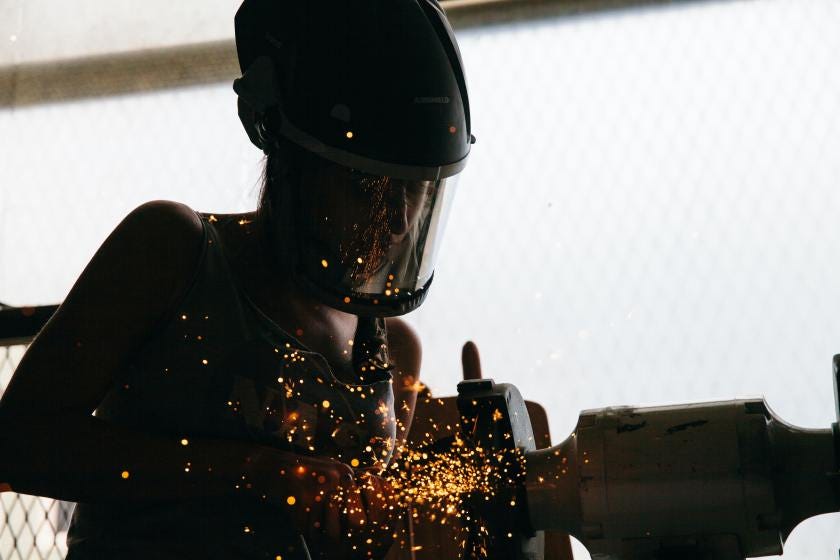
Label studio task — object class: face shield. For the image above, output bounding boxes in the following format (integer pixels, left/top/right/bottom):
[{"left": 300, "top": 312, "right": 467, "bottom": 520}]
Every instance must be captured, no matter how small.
[
  {"left": 235, "top": 0, "right": 475, "bottom": 316},
  {"left": 293, "top": 162, "right": 460, "bottom": 316}
]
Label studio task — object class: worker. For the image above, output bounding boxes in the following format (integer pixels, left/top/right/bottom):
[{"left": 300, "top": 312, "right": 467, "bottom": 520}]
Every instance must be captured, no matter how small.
[{"left": 0, "top": 0, "right": 474, "bottom": 558}]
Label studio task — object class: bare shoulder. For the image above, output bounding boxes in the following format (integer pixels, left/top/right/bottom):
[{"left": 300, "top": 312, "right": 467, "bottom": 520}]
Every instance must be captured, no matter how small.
[
  {"left": 385, "top": 318, "right": 422, "bottom": 443},
  {"left": 0, "top": 200, "right": 206, "bottom": 419},
  {"left": 73, "top": 199, "right": 206, "bottom": 313},
  {"left": 385, "top": 317, "right": 422, "bottom": 376},
  {"left": 120, "top": 200, "right": 204, "bottom": 252}
]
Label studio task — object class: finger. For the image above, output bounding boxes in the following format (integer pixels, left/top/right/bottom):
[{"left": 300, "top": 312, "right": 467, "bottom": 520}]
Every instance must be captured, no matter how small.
[
  {"left": 310, "top": 464, "right": 350, "bottom": 540},
  {"left": 461, "top": 340, "right": 482, "bottom": 380},
  {"left": 359, "top": 477, "right": 393, "bottom": 529},
  {"left": 308, "top": 470, "right": 332, "bottom": 534},
  {"left": 306, "top": 457, "right": 354, "bottom": 493},
  {"left": 335, "top": 462, "right": 355, "bottom": 488},
  {"left": 323, "top": 495, "right": 343, "bottom": 540},
  {"left": 341, "top": 487, "right": 367, "bottom": 534}
]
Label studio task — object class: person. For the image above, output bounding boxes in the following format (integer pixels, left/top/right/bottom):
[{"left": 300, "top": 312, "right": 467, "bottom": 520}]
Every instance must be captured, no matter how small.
[{"left": 0, "top": 0, "right": 474, "bottom": 558}]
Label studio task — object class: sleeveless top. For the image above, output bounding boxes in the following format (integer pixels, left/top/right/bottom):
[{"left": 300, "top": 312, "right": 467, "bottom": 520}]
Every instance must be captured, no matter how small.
[{"left": 66, "top": 212, "right": 398, "bottom": 560}]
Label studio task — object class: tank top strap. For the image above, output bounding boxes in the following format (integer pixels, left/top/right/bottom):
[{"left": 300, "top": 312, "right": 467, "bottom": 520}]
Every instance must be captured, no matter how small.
[{"left": 185, "top": 212, "right": 257, "bottom": 340}]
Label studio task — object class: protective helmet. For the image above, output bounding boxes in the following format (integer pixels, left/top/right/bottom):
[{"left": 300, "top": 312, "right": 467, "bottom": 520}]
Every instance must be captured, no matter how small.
[{"left": 233, "top": 0, "right": 475, "bottom": 317}]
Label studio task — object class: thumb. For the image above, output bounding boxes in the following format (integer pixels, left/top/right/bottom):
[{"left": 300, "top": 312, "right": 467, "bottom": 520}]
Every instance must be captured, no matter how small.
[{"left": 461, "top": 340, "right": 483, "bottom": 381}]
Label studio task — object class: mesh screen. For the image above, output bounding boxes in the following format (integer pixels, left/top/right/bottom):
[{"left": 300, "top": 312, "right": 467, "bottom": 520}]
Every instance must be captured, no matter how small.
[{"left": 0, "top": 346, "right": 72, "bottom": 560}]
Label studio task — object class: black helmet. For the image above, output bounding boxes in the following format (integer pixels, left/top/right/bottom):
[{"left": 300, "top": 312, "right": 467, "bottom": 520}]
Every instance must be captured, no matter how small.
[{"left": 233, "top": 0, "right": 475, "bottom": 316}]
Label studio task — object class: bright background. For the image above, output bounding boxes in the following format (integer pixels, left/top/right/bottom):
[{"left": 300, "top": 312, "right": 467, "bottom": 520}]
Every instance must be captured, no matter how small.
[{"left": 3, "top": 0, "right": 840, "bottom": 557}]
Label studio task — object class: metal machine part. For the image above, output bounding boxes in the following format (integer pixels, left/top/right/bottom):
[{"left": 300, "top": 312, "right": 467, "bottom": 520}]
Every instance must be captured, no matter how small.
[
  {"left": 456, "top": 379, "right": 542, "bottom": 560},
  {"left": 455, "top": 356, "right": 840, "bottom": 560}
]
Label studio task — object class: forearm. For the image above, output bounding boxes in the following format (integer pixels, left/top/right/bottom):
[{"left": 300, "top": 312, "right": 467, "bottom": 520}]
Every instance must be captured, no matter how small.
[{"left": 0, "top": 413, "right": 285, "bottom": 505}]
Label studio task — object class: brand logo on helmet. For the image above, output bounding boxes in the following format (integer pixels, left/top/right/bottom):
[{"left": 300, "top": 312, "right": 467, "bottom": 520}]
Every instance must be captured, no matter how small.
[{"left": 413, "top": 96, "right": 450, "bottom": 104}]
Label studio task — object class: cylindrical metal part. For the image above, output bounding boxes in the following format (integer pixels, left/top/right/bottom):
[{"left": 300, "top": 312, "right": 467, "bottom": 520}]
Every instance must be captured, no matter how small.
[
  {"left": 524, "top": 435, "right": 583, "bottom": 539},
  {"left": 525, "top": 399, "right": 787, "bottom": 559},
  {"left": 766, "top": 418, "right": 836, "bottom": 539}
]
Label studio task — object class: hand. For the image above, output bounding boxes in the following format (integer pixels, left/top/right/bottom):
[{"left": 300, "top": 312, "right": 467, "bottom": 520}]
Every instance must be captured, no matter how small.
[
  {"left": 252, "top": 449, "right": 400, "bottom": 559},
  {"left": 306, "top": 470, "right": 401, "bottom": 560},
  {"left": 251, "top": 450, "right": 353, "bottom": 534}
]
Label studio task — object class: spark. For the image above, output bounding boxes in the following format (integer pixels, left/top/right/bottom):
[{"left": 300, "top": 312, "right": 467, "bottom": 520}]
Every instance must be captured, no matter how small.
[{"left": 366, "top": 433, "right": 526, "bottom": 559}]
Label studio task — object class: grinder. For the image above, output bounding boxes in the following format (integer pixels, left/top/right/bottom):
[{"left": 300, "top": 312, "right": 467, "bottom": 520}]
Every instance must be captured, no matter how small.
[{"left": 453, "top": 355, "right": 840, "bottom": 560}]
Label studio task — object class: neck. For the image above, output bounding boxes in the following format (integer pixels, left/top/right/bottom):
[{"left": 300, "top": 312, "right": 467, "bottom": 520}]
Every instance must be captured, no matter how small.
[{"left": 249, "top": 212, "right": 359, "bottom": 335}]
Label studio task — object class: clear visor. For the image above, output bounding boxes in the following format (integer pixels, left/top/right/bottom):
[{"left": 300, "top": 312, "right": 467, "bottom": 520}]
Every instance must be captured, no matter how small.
[{"left": 296, "top": 163, "right": 459, "bottom": 308}]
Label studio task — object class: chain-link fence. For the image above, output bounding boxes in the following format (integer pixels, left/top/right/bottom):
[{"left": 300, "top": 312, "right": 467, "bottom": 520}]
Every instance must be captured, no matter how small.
[{"left": 0, "top": 342, "right": 73, "bottom": 560}]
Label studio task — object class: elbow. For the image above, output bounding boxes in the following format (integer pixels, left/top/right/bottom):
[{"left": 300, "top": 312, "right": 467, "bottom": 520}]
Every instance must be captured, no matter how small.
[
  {"left": 0, "top": 413, "right": 14, "bottom": 488},
  {"left": 0, "top": 407, "right": 43, "bottom": 490},
  {"left": 0, "top": 405, "right": 12, "bottom": 447},
  {"left": 0, "top": 402, "right": 20, "bottom": 449}
]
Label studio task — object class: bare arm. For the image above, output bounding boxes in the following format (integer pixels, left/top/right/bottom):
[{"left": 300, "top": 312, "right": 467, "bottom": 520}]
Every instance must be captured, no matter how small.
[
  {"left": 0, "top": 201, "right": 349, "bottom": 509},
  {"left": 385, "top": 317, "right": 422, "bottom": 448}
]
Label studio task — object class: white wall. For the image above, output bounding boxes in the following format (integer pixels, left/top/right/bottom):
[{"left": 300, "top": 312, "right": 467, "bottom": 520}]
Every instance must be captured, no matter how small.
[{"left": 3, "top": 0, "right": 840, "bottom": 558}]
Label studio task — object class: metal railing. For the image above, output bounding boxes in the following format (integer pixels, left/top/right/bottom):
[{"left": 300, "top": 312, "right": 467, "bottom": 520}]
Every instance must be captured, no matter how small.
[{"left": 0, "top": 0, "right": 703, "bottom": 108}]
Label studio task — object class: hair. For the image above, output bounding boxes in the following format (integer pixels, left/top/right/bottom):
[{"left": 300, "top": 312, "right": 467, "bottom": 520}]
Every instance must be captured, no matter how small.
[
  {"left": 255, "top": 140, "right": 296, "bottom": 268},
  {"left": 254, "top": 133, "right": 332, "bottom": 266},
  {"left": 255, "top": 148, "right": 285, "bottom": 238}
]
